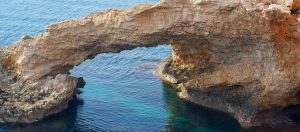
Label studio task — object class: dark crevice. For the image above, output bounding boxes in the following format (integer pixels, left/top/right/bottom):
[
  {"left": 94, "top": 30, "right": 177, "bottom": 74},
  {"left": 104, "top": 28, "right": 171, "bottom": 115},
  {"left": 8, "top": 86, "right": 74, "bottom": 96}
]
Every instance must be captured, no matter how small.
[
  {"left": 291, "top": 9, "right": 299, "bottom": 14},
  {"left": 284, "top": 88, "right": 300, "bottom": 122}
]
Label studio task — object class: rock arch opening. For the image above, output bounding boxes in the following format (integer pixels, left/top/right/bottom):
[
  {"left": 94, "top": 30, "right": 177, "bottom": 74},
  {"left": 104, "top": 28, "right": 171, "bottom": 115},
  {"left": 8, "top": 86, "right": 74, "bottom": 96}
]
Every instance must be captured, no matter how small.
[{"left": 70, "top": 45, "right": 172, "bottom": 86}]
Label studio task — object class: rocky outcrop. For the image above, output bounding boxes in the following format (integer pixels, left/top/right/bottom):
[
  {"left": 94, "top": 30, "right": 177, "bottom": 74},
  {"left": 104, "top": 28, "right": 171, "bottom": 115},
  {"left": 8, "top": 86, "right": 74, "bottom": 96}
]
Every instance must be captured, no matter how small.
[{"left": 0, "top": 0, "right": 299, "bottom": 128}]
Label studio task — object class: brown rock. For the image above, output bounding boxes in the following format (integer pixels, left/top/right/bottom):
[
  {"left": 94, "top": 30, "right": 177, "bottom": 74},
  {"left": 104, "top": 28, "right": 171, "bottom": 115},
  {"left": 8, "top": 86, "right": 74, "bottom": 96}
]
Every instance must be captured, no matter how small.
[{"left": 0, "top": 0, "right": 299, "bottom": 128}]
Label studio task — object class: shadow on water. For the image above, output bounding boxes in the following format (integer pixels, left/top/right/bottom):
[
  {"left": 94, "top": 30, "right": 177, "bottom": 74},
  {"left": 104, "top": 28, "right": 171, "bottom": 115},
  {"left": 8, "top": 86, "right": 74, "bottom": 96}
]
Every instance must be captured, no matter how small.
[
  {"left": 162, "top": 83, "right": 242, "bottom": 132},
  {"left": 0, "top": 97, "right": 84, "bottom": 132},
  {"left": 0, "top": 84, "right": 243, "bottom": 132}
]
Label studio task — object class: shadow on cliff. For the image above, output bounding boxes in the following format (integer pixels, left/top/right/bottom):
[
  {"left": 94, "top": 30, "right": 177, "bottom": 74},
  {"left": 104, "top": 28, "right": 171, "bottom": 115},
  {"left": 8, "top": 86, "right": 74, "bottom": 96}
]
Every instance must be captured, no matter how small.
[
  {"left": 247, "top": 104, "right": 300, "bottom": 132},
  {"left": 161, "top": 83, "right": 242, "bottom": 132},
  {"left": 0, "top": 96, "right": 84, "bottom": 132},
  {"left": 162, "top": 83, "right": 300, "bottom": 132}
]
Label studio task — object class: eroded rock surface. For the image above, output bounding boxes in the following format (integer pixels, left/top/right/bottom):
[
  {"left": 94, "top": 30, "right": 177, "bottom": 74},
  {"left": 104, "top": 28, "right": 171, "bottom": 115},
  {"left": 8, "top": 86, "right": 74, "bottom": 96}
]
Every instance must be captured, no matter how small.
[{"left": 0, "top": 0, "right": 299, "bottom": 128}]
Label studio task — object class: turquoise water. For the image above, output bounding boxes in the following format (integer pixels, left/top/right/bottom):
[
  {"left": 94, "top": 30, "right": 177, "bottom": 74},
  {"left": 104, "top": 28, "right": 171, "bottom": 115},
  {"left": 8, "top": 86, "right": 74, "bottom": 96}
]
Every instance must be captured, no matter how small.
[{"left": 0, "top": 0, "right": 241, "bottom": 131}]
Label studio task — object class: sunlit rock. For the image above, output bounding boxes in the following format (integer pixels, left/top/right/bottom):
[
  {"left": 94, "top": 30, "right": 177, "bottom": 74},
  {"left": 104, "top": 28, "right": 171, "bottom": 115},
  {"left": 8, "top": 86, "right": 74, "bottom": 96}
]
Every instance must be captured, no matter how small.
[{"left": 0, "top": 0, "right": 299, "bottom": 128}]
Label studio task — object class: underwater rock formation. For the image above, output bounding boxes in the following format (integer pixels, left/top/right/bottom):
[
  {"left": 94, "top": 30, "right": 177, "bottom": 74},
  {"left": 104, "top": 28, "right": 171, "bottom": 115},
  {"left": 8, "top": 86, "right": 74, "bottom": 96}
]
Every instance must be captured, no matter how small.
[{"left": 0, "top": 0, "right": 299, "bottom": 128}]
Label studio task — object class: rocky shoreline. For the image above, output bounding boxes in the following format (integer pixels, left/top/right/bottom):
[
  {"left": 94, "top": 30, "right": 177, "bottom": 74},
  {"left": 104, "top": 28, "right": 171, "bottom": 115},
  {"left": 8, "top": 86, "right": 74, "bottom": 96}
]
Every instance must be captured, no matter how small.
[
  {"left": 0, "top": 51, "right": 78, "bottom": 123},
  {"left": 159, "top": 57, "right": 298, "bottom": 128},
  {"left": 0, "top": 0, "right": 299, "bottom": 128}
]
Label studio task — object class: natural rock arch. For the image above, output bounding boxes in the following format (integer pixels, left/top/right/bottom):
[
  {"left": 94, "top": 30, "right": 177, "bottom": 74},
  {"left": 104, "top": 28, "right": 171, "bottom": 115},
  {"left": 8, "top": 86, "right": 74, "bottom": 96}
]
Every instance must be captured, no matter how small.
[{"left": 0, "top": 0, "right": 299, "bottom": 128}]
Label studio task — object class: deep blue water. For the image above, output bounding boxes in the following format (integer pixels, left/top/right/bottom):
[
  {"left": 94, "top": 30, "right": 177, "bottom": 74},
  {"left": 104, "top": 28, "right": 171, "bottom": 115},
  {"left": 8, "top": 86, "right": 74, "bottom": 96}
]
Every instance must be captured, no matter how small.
[{"left": 0, "top": 0, "right": 241, "bottom": 131}]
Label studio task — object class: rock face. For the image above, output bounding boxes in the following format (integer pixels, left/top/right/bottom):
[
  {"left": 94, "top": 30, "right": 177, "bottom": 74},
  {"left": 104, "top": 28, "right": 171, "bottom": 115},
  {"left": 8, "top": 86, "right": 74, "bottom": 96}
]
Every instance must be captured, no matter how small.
[{"left": 0, "top": 0, "right": 299, "bottom": 128}]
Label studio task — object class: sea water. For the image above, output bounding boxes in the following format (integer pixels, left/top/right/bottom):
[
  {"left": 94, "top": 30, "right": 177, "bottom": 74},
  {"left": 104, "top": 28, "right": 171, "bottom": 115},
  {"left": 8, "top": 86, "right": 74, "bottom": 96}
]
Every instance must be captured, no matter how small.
[{"left": 0, "top": 0, "right": 241, "bottom": 131}]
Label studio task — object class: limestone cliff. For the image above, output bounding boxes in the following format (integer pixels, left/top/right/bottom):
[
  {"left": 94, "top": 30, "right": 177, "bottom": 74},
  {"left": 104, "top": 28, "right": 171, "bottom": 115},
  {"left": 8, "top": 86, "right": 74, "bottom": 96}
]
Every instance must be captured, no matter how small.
[{"left": 0, "top": 0, "right": 299, "bottom": 128}]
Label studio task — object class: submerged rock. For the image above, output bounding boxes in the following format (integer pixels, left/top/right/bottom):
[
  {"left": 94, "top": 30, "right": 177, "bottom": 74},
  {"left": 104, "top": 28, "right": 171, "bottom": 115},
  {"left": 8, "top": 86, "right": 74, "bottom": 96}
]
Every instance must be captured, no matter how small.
[
  {"left": 76, "top": 77, "right": 86, "bottom": 88},
  {"left": 0, "top": 0, "right": 299, "bottom": 128}
]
